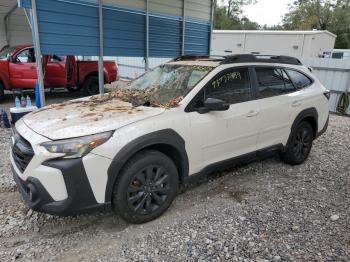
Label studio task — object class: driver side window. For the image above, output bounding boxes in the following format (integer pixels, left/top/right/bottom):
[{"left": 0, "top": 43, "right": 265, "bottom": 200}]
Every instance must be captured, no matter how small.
[
  {"left": 204, "top": 67, "right": 252, "bottom": 105},
  {"left": 16, "top": 48, "right": 36, "bottom": 63}
]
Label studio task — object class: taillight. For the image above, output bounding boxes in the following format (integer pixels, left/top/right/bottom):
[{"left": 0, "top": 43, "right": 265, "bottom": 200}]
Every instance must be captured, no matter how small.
[{"left": 323, "top": 90, "right": 331, "bottom": 100}]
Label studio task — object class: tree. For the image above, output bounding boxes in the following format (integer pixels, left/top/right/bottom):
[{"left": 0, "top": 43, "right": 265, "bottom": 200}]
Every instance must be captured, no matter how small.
[
  {"left": 214, "top": 0, "right": 258, "bottom": 30},
  {"left": 282, "top": 0, "right": 350, "bottom": 48}
]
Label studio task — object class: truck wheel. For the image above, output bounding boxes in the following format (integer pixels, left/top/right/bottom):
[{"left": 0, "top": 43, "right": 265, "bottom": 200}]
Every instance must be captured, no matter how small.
[
  {"left": 112, "top": 150, "right": 179, "bottom": 224},
  {"left": 283, "top": 121, "right": 313, "bottom": 165},
  {"left": 83, "top": 76, "right": 99, "bottom": 96}
]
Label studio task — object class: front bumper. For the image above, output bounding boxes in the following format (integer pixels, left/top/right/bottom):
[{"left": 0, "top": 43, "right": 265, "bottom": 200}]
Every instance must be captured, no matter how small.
[{"left": 12, "top": 158, "right": 110, "bottom": 216}]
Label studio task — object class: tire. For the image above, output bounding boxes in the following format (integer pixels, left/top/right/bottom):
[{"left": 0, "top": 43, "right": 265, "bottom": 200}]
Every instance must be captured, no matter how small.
[
  {"left": 0, "top": 82, "right": 4, "bottom": 102},
  {"left": 112, "top": 150, "right": 179, "bottom": 224},
  {"left": 283, "top": 121, "right": 314, "bottom": 165},
  {"left": 83, "top": 76, "right": 99, "bottom": 96}
]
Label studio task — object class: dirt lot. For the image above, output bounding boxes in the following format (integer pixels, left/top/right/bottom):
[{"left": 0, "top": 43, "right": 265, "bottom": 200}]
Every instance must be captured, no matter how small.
[{"left": 0, "top": 98, "right": 349, "bottom": 261}]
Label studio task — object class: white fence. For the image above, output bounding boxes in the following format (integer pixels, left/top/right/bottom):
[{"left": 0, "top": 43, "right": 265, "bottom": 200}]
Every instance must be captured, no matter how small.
[
  {"left": 302, "top": 58, "right": 350, "bottom": 114},
  {"left": 116, "top": 57, "right": 350, "bottom": 114}
]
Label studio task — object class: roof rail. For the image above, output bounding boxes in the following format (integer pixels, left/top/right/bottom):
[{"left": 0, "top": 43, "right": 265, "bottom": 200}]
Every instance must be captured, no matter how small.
[
  {"left": 171, "top": 55, "right": 210, "bottom": 61},
  {"left": 221, "top": 54, "right": 302, "bottom": 65}
]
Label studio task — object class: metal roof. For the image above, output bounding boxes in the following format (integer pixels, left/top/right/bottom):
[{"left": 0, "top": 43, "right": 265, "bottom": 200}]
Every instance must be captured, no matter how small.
[{"left": 0, "top": 0, "right": 32, "bottom": 50}]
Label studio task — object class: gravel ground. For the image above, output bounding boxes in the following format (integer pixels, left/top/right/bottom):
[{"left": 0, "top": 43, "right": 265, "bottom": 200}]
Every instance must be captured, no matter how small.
[{"left": 0, "top": 113, "right": 349, "bottom": 261}]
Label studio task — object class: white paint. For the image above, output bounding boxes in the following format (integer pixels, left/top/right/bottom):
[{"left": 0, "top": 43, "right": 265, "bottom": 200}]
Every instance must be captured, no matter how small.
[
  {"left": 83, "top": 153, "right": 112, "bottom": 204},
  {"left": 211, "top": 30, "right": 336, "bottom": 58},
  {"left": 14, "top": 59, "right": 329, "bottom": 205}
]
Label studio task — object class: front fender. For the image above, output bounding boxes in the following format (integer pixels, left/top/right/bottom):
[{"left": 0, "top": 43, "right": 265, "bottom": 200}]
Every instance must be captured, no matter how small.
[{"left": 105, "top": 129, "right": 189, "bottom": 203}]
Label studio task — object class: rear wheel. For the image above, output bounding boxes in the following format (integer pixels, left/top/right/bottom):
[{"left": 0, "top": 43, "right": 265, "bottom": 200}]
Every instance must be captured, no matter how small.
[
  {"left": 283, "top": 121, "right": 313, "bottom": 165},
  {"left": 0, "top": 82, "right": 4, "bottom": 102},
  {"left": 112, "top": 150, "right": 179, "bottom": 224},
  {"left": 83, "top": 76, "right": 99, "bottom": 96}
]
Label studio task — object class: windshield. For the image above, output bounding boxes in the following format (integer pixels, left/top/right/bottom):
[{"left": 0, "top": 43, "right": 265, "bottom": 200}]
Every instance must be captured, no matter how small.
[
  {"left": 114, "top": 64, "right": 213, "bottom": 108},
  {"left": 0, "top": 46, "right": 17, "bottom": 60}
]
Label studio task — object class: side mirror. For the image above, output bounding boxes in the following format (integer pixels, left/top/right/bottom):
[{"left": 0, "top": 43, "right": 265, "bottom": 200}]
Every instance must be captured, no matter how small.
[{"left": 197, "top": 98, "right": 230, "bottom": 114}]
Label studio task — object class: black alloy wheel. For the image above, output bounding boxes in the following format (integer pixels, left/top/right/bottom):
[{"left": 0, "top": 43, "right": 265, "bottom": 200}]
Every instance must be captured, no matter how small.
[
  {"left": 127, "top": 165, "right": 171, "bottom": 215},
  {"left": 292, "top": 127, "right": 312, "bottom": 161},
  {"left": 283, "top": 121, "right": 313, "bottom": 165},
  {"left": 112, "top": 150, "right": 178, "bottom": 223}
]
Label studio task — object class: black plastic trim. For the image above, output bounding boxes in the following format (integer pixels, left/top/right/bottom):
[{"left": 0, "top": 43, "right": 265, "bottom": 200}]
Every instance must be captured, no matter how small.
[
  {"left": 106, "top": 129, "right": 189, "bottom": 202},
  {"left": 42, "top": 158, "right": 108, "bottom": 215},
  {"left": 183, "top": 144, "right": 283, "bottom": 185},
  {"left": 221, "top": 54, "right": 302, "bottom": 65},
  {"left": 12, "top": 158, "right": 109, "bottom": 216},
  {"left": 316, "top": 114, "right": 329, "bottom": 139},
  {"left": 290, "top": 107, "right": 318, "bottom": 139}
]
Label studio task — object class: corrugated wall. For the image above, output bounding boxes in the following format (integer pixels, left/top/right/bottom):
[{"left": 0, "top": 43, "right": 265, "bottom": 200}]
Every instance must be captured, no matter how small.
[
  {"left": 302, "top": 58, "right": 350, "bottom": 114},
  {"left": 20, "top": 0, "right": 212, "bottom": 57}
]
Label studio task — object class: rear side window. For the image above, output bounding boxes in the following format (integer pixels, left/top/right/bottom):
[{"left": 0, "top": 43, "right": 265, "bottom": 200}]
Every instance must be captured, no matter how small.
[
  {"left": 285, "top": 69, "right": 312, "bottom": 89},
  {"left": 255, "top": 67, "right": 295, "bottom": 99}
]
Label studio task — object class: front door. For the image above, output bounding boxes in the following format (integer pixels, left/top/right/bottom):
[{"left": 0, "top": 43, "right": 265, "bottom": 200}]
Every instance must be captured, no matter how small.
[
  {"left": 187, "top": 67, "right": 260, "bottom": 173},
  {"left": 9, "top": 47, "right": 37, "bottom": 89}
]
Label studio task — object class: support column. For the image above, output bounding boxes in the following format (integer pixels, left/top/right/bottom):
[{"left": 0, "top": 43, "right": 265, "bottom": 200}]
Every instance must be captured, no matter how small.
[
  {"left": 31, "top": 0, "right": 45, "bottom": 106},
  {"left": 145, "top": 0, "right": 149, "bottom": 71},
  {"left": 98, "top": 0, "right": 104, "bottom": 95},
  {"left": 208, "top": 0, "right": 216, "bottom": 56},
  {"left": 181, "top": 0, "right": 186, "bottom": 56}
]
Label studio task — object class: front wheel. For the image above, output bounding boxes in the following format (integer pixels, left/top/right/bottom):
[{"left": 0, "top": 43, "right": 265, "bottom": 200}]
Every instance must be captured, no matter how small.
[
  {"left": 112, "top": 150, "right": 179, "bottom": 224},
  {"left": 283, "top": 121, "right": 314, "bottom": 165}
]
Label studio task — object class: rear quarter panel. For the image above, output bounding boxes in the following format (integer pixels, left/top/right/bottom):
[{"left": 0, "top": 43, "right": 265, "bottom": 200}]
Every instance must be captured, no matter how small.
[{"left": 77, "top": 61, "right": 117, "bottom": 85}]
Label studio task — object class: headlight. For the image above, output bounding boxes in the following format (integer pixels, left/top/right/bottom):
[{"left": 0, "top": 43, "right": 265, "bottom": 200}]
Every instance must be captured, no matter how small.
[{"left": 41, "top": 131, "right": 113, "bottom": 159}]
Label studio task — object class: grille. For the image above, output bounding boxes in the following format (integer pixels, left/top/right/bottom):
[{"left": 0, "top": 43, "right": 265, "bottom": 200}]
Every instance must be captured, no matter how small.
[{"left": 11, "top": 129, "right": 34, "bottom": 173}]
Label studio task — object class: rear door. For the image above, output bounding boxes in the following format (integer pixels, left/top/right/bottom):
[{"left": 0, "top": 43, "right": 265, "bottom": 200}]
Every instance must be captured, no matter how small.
[
  {"left": 187, "top": 66, "right": 260, "bottom": 172},
  {"left": 253, "top": 66, "right": 300, "bottom": 149},
  {"left": 9, "top": 47, "right": 37, "bottom": 88},
  {"left": 45, "top": 55, "right": 67, "bottom": 87}
]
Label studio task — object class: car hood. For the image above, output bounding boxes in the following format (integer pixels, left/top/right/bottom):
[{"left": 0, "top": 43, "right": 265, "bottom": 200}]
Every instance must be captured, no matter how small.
[{"left": 22, "top": 95, "right": 165, "bottom": 140}]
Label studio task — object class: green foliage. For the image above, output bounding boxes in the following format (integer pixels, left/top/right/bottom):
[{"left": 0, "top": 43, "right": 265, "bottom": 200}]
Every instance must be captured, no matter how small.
[
  {"left": 214, "top": 0, "right": 259, "bottom": 30},
  {"left": 214, "top": 0, "right": 349, "bottom": 48},
  {"left": 282, "top": 0, "right": 350, "bottom": 48}
]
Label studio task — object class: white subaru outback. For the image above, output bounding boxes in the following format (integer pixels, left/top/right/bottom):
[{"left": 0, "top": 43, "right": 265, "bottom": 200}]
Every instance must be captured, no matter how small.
[{"left": 10, "top": 55, "right": 329, "bottom": 223}]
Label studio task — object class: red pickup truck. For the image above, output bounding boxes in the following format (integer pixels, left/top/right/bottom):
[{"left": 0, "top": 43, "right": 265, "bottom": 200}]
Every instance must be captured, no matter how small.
[{"left": 0, "top": 45, "right": 117, "bottom": 101}]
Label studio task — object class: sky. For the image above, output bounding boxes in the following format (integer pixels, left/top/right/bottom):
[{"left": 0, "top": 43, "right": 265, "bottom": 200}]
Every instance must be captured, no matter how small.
[{"left": 241, "top": 0, "right": 295, "bottom": 26}]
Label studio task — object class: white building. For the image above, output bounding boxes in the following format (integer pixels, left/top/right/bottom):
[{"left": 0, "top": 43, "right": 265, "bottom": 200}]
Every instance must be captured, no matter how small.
[{"left": 211, "top": 30, "right": 336, "bottom": 58}]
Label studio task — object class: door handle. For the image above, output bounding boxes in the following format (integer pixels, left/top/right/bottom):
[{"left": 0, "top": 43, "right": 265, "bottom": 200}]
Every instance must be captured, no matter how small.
[
  {"left": 246, "top": 110, "right": 259, "bottom": 118},
  {"left": 292, "top": 101, "right": 302, "bottom": 107}
]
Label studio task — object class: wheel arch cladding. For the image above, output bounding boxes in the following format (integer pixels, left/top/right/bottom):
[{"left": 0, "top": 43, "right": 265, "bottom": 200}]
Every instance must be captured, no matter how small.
[
  {"left": 292, "top": 108, "right": 318, "bottom": 139},
  {"left": 105, "top": 129, "right": 189, "bottom": 203}
]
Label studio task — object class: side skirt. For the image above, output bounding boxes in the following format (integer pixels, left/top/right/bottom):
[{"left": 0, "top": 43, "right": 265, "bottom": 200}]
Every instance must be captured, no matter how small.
[{"left": 183, "top": 144, "right": 284, "bottom": 185}]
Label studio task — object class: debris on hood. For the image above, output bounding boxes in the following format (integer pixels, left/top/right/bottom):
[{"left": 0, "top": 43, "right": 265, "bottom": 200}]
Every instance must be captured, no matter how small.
[{"left": 100, "top": 87, "right": 184, "bottom": 109}]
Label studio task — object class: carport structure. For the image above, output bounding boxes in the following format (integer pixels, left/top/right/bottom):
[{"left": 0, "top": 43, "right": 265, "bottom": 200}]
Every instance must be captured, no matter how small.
[
  {"left": 17, "top": 0, "right": 215, "bottom": 106},
  {"left": 0, "top": 0, "right": 32, "bottom": 50}
]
